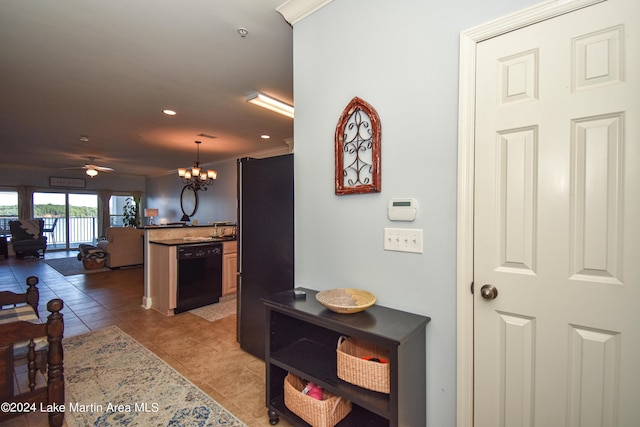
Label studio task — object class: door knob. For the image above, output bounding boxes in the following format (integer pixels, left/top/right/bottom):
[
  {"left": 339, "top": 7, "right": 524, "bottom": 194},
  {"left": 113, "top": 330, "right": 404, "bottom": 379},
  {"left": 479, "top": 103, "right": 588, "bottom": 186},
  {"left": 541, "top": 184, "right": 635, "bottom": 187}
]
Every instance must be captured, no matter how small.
[{"left": 480, "top": 284, "right": 498, "bottom": 300}]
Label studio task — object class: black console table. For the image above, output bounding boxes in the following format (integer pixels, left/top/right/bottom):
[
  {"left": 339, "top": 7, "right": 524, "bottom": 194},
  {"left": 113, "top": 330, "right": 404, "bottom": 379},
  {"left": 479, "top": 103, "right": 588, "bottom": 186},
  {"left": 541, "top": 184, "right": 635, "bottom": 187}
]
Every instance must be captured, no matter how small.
[{"left": 263, "top": 288, "right": 430, "bottom": 426}]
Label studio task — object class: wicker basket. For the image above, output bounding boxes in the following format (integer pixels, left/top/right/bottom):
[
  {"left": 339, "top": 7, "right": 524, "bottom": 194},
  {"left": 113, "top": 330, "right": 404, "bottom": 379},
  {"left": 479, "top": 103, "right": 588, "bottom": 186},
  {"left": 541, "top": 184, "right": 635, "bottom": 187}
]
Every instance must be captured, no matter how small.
[
  {"left": 82, "top": 258, "right": 106, "bottom": 270},
  {"left": 315, "top": 288, "right": 376, "bottom": 314},
  {"left": 336, "top": 336, "right": 390, "bottom": 394},
  {"left": 284, "top": 373, "right": 352, "bottom": 427}
]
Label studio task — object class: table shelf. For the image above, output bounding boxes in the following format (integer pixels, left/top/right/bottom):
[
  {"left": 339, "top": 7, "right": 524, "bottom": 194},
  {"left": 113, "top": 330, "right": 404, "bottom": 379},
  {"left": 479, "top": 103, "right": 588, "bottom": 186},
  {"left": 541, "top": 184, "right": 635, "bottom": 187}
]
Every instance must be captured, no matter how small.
[{"left": 263, "top": 288, "right": 430, "bottom": 427}]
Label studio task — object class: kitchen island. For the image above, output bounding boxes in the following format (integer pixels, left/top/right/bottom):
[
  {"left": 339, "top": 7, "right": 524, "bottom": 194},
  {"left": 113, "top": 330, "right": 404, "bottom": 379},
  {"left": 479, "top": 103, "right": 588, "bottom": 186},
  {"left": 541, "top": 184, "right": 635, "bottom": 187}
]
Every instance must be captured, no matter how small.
[{"left": 141, "top": 223, "right": 236, "bottom": 315}]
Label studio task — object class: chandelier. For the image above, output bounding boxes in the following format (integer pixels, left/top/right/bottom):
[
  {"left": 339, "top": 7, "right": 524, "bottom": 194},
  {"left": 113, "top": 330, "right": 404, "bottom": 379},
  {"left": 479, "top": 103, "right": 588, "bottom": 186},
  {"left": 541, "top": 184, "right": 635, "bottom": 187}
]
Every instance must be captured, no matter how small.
[{"left": 177, "top": 141, "right": 217, "bottom": 191}]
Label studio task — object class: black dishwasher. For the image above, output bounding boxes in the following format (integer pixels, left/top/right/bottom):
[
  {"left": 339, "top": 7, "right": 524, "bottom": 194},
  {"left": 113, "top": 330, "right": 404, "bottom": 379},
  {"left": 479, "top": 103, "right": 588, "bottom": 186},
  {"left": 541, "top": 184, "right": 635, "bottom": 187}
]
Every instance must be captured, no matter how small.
[{"left": 175, "top": 242, "right": 222, "bottom": 313}]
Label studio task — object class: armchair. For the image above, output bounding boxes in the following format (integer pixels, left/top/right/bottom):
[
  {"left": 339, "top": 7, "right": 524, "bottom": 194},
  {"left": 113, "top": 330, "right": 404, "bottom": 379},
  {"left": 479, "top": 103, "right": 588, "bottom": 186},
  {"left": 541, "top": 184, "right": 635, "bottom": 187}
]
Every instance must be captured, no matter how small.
[
  {"left": 9, "top": 220, "right": 47, "bottom": 258},
  {"left": 96, "top": 227, "right": 144, "bottom": 268}
]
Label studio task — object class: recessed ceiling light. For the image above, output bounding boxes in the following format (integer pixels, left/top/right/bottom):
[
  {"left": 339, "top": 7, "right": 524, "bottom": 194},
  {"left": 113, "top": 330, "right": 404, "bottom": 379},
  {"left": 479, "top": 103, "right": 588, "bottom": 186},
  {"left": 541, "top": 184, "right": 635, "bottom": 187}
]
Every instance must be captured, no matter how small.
[
  {"left": 79, "top": 135, "right": 89, "bottom": 142},
  {"left": 261, "top": 135, "right": 271, "bottom": 139},
  {"left": 162, "top": 109, "right": 177, "bottom": 116}
]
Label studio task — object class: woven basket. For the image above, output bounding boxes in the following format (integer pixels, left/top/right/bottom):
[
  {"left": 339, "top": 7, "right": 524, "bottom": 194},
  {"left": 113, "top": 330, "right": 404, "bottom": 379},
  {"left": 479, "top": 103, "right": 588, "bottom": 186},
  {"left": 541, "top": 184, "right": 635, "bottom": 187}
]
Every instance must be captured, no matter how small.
[
  {"left": 337, "top": 336, "right": 390, "bottom": 394},
  {"left": 316, "top": 288, "right": 376, "bottom": 314},
  {"left": 82, "top": 258, "right": 106, "bottom": 270},
  {"left": 284, "top": 373, "right": 352, "bottom": 427}
]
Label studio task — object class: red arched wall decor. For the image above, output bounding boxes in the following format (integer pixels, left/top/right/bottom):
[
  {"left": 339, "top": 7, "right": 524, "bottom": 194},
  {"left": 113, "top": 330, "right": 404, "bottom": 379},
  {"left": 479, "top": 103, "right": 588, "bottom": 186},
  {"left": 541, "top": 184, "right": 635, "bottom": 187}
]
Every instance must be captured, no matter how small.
[{"left": 334, "top": 97, "right": 381, "bottom": 195}]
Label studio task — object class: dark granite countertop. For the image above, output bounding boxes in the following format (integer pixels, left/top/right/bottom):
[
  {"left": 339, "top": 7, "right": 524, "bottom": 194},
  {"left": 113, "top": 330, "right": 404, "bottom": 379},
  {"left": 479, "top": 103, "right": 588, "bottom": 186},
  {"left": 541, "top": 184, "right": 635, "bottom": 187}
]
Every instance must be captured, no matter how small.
[
  {"left": 141, "top": 222, "right": 235, "bottom": 230},
  {"left": 149, "top": 236, "right": 237, "bottom": 246}
]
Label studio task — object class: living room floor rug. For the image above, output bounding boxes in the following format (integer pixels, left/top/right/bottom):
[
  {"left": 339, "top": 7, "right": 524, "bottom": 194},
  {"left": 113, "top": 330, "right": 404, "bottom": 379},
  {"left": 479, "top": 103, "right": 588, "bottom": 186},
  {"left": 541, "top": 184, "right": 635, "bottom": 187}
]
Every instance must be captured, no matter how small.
[
  {"left": 43, "top": 256, "right": 110, "bottom": 276},
  {"left": 189, "top": 295, "right": 237, "bottom": 322},
  {"left": 63, "top": 326, "right": 247, "bottom": 427}
]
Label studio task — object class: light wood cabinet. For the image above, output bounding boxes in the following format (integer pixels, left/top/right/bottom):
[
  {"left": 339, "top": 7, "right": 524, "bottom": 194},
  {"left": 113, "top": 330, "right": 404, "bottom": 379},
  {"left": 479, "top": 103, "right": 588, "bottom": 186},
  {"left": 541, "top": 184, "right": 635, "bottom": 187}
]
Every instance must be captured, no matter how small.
[
  {"left": 148, "top": 243, "right": 177, "bottom": 316},
  {"left": 222, "top": 241, "right": 237, "bottom": 295}
]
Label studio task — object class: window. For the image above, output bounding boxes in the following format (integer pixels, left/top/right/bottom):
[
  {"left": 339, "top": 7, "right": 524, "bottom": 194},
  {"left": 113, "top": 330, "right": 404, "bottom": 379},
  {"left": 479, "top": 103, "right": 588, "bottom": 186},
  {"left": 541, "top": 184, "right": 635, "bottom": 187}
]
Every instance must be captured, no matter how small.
[
  {"left": 109, "top": 195, "right": 133, "bottom": 227},
  {"left": 0, "top": 190, "right": 18, "bottom": 234}
]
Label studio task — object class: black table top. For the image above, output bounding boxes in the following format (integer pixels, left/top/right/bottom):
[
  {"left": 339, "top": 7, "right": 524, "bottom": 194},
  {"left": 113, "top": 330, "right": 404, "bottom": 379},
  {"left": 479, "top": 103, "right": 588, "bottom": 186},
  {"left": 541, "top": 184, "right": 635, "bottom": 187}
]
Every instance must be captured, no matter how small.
[{"left": 263, "top": 287, "right": 430, "bottom": 346}]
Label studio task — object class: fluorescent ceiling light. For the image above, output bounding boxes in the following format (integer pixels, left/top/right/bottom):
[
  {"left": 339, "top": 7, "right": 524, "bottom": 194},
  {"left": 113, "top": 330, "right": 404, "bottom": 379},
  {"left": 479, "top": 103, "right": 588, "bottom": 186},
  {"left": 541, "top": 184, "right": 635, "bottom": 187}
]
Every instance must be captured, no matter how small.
[{"left": 246, "top": 92, "right": 294, "bottom": 119}]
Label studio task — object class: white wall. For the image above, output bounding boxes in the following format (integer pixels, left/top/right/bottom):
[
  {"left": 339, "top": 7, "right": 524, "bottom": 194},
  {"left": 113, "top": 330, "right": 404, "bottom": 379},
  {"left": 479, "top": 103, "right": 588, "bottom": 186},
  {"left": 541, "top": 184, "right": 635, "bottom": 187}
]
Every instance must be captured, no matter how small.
[
  {"left": 144, "top": 146, "right": 291, "bottom": 224},
  {"left": 145, "top": 159, "right": 238, "bottom": 225},
  {"left": 0, "top": 150, "right": 289, "bottom": 225},
  {"left": 292, "top": 0, "right": 538, "bottom": 425},
  {"left": 0, "top": 165, "right": 145, "bottom": 193}
]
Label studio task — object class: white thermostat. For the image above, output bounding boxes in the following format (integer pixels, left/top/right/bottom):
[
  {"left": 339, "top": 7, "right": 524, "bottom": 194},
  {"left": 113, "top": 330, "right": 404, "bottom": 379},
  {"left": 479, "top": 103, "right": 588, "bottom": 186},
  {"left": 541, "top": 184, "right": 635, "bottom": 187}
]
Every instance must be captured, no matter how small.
[{"left": 387, "top": 198, "right": 417, "bottom": 221}]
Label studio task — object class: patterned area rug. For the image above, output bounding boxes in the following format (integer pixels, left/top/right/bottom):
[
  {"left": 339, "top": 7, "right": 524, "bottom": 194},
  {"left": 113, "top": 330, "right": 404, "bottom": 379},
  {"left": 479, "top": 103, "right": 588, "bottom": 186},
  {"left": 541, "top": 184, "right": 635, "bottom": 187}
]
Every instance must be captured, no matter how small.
[
  {"left": 43, "top": 256, "right": 110, "bottom": 275},
  {"left": 189, "top": 295, "right": 237, "bottom": 322},
  {"left": 64, "top": 326, "right": 246, "bottom": 427}
]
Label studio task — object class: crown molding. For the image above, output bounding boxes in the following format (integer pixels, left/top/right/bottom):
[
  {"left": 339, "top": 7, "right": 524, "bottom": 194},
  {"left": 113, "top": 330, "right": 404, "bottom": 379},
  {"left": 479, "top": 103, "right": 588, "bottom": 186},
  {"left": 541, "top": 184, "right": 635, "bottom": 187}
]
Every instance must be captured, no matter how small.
[{"left": 277, "top": 0, "right": 335, "bottom": 25}]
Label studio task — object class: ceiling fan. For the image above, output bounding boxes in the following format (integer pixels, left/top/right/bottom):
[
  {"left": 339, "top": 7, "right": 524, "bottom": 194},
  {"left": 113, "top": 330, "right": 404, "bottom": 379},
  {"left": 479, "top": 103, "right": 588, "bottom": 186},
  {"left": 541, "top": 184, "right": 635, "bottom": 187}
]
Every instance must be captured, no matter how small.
[{"left": 63, "top": 157, "right": 115, "bottom": 178}]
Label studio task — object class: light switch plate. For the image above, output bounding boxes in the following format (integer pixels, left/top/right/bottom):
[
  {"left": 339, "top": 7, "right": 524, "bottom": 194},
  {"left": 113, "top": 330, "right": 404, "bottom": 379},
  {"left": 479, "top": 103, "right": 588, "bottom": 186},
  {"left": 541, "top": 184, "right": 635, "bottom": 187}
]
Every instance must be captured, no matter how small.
[{"left": 384, "top": 228, "right": 423, "bottom": 253}]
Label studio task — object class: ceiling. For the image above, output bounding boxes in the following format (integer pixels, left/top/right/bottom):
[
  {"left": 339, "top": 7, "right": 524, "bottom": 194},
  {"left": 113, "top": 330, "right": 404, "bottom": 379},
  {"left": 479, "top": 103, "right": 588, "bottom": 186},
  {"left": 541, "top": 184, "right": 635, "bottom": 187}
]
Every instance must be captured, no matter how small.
[{"left": 0, "top": 0, "right": 293, "bottom": 178}]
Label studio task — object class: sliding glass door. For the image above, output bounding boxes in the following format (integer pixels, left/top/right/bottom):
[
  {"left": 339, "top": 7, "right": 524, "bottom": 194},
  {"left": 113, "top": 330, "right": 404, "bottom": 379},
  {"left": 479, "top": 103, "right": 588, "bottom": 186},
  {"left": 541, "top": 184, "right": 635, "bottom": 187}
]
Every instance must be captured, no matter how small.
[
  {"left": 33, "top": 192, "right": 98, "bottom": 250},
  {"left": 33, "top": 192, "right": 65, "bottom": 250}
]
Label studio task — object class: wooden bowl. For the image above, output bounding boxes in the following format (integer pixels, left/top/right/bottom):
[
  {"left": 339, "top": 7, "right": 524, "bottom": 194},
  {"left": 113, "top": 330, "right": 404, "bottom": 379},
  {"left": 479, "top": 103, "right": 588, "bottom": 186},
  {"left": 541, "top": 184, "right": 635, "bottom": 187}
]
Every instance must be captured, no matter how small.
[{"left": 316, "top": 289, "right": 376, "bottom": 314}]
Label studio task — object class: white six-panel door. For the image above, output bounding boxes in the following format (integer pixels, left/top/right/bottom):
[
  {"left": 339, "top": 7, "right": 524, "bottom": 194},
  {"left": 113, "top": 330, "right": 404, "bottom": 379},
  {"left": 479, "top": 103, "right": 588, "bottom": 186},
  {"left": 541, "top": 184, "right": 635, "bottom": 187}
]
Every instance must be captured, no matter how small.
[{"left": 473, "top": 0, "right": 639, "bottom": 425}]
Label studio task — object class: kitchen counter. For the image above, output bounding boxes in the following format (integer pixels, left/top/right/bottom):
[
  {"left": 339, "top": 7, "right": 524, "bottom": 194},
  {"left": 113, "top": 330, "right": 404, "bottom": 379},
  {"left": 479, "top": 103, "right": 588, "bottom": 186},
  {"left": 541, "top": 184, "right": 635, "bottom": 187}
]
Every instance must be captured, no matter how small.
[
  {"left": 140, "top": 221, "right": 235, "bottom": 230},
  {"left": 149, "top": 236, "right": 236, "bottom": 246},
  {"left": 142, "top": 223, "right": 236, "bottom": 311}
]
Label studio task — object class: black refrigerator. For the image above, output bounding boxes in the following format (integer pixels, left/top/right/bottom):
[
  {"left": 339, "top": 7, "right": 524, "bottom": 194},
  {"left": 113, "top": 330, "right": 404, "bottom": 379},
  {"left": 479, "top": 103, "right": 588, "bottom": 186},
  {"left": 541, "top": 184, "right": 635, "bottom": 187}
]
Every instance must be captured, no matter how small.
[{"left": 237, "top": 154, "right": 294, "bottom": 359}]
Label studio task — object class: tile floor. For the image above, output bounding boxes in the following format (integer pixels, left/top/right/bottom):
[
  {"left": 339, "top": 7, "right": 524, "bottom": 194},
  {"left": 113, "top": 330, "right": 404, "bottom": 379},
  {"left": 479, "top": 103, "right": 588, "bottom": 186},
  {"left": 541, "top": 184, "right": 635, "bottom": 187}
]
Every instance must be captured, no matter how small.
[{"left": 0, "top": 251, "right": 293, "bottom": 427}]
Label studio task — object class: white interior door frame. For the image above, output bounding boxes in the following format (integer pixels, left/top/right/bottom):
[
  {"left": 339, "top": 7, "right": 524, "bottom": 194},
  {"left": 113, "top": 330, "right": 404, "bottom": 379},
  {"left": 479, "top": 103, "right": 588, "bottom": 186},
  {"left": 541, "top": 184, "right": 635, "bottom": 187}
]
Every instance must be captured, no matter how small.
[{"left": 455, "top": 1, "right": 607, "bottom": 426}]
